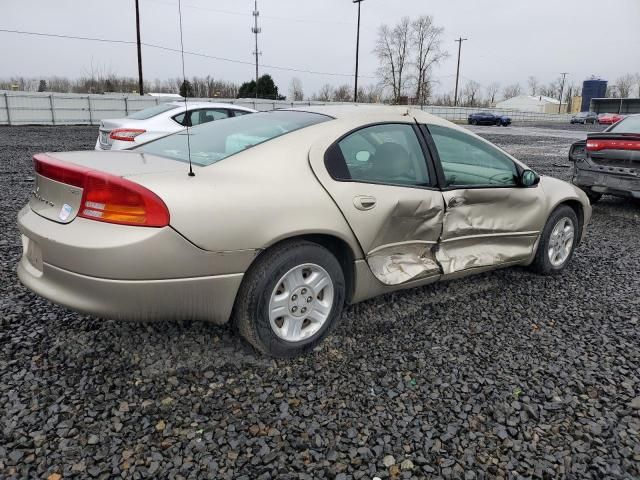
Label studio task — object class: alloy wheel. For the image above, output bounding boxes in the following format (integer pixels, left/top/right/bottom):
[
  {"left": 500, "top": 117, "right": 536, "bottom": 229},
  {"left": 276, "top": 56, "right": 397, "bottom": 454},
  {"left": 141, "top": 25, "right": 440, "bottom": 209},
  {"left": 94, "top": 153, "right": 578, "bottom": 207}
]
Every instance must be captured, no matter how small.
[
  {"left": 268, "top": 263, "right": 334, "bottom": 342},
  {"left": 547, "top": 217, "right": 575, "bottom": 267}
]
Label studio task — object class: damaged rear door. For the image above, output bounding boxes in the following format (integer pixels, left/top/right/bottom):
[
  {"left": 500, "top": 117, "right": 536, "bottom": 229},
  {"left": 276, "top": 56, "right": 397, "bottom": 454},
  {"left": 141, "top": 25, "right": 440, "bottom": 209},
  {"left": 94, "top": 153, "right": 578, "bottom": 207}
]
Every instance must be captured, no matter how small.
[
  {"left": 310, "top": 122, "right": 445, "bottom": 285},
  {"left": 423, "top": 124, "right": 544, "bottom": 275}
]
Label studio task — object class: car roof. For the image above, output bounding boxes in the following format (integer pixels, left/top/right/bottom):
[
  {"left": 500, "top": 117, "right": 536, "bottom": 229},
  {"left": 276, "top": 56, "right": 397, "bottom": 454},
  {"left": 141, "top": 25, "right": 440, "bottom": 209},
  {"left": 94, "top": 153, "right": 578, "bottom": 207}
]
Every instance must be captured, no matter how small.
[
  {"left": 283, "top": 104, "right": 454, "bottom": 128},
  {"left": 168, "top": 101, "right": 255, "bottom": 111}
]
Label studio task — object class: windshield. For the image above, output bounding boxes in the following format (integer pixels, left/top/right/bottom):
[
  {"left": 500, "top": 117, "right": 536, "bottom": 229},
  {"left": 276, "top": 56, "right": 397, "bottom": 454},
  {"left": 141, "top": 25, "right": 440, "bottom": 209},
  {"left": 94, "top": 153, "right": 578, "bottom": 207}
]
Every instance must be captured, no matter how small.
[
  {"left": 127, "top": 103, "right": 180, "bottom": 120},
  {"left": 135, "top": 110, "right": 331, "bottom": 166},
  {"left": 607, "top": 115, "right": 640, "bottom": 133}
]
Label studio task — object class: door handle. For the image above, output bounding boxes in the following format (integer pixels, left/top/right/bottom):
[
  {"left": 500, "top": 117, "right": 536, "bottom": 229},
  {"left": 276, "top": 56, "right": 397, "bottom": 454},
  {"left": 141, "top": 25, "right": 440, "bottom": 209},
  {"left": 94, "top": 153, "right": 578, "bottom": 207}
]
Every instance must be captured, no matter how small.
[
  {"left": 353, "top": 195, "right": 377, "bottom": 211},
  {"left": 448, "top": 196, "right": 465, "bottom": 208}
]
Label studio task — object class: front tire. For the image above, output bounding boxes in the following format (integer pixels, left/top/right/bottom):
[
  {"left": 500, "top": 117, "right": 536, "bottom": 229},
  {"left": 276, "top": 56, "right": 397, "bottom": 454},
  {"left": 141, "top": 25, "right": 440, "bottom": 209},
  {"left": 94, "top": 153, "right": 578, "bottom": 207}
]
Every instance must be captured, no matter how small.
[
  {"left": 233, "top": 240, "right": 345, "bottom": 358},
  {"left": 530, "top": 205, "right": 579, "bottom": 275}
]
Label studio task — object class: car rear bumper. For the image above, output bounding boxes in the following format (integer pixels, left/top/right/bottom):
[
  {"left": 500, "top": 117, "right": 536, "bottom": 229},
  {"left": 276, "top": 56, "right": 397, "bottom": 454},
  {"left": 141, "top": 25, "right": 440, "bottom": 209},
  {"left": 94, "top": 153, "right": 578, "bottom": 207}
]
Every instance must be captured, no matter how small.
[
  {"left": 16, "top": 205, "right": 256, "bottom": 323},
  {"left": 573, "top": 168, "right": 640, "bottom": 199},
  {"left": 18, "top": 253, "right": 243, "bottom": 324}
]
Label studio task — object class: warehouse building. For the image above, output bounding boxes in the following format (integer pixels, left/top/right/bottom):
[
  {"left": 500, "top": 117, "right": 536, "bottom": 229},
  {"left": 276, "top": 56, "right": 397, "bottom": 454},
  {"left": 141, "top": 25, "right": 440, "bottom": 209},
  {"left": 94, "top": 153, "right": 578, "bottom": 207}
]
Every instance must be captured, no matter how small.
[
  {"left": 590, "top": 98, "right": 640, "bottom": 114},
  {"left": 495, "top": 95, "right": 567, "bottom": 113}
]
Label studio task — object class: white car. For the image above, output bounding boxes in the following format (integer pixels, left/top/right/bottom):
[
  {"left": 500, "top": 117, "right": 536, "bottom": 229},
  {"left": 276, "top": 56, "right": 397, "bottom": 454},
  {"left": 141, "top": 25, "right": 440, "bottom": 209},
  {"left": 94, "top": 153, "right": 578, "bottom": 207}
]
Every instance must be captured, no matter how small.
[{"left": 95, "top": 102, "right": 256, "bottom": 151}]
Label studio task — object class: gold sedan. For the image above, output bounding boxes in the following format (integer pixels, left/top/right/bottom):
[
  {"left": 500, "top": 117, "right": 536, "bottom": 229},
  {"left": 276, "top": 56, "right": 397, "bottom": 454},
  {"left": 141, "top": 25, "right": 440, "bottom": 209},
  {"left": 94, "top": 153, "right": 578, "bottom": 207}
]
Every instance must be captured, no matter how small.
[{"left": 17, "top": 106, "right": 591, "bottom": 357}]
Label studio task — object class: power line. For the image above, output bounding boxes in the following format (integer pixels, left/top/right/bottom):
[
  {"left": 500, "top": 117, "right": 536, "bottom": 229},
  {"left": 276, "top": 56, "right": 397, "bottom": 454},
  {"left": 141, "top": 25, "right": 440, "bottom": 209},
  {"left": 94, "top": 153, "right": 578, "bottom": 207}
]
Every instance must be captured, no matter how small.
[
  {"left": 0, "top": 28, "right": 376, "bottom": 79},
  {"left": 144, "top": 0, "right": 357, "bottom": 27}
]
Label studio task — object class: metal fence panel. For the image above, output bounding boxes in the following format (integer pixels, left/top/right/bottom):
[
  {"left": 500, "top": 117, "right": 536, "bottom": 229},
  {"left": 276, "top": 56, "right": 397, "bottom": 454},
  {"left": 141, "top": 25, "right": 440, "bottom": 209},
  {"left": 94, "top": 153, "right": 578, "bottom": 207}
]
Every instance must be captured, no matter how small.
[{"left": 0, "top": 90, "right": 573, "bottom": 126}]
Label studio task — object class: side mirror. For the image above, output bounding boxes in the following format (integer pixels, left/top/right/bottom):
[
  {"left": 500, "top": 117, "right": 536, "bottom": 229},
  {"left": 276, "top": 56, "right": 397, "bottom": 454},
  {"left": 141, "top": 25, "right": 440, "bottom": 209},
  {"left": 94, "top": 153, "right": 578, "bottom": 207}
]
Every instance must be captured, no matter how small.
[{"left": 520, "top": 169, "right": 540, "bottom": 187}]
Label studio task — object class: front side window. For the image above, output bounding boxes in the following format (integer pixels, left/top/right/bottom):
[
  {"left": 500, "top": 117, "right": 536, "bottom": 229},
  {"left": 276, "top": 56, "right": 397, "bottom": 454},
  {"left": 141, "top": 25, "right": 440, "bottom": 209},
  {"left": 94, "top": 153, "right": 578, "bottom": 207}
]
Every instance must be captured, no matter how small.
[
  {"left": 327, "top": 124, "right": 430, "bottom": 187},
  {"left": 136, "top": 110, "right": 330, "bottom": 166},
  {"left": 428, "top": 124, "right": 518, "bottom": 187}
]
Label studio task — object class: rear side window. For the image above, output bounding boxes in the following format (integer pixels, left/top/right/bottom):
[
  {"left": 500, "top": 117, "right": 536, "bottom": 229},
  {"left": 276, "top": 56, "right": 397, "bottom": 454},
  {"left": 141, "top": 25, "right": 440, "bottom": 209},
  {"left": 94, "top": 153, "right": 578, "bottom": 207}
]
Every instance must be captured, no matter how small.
[
  {"left": 429, "top": 124, "right": 517, "bottom": 187},
  {"left": 127, "top": 103, "right": 179, "bottom": 120},
  {"left": 326, "top": 123, "right": 431, "bottom": 187}
]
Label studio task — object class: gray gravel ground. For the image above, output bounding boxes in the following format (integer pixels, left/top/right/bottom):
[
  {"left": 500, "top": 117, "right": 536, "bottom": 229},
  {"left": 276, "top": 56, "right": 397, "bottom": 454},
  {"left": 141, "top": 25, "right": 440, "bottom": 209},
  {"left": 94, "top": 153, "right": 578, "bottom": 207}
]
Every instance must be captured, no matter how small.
[{"left": 1, "top": 124, "right": 639, "bottom": 479}]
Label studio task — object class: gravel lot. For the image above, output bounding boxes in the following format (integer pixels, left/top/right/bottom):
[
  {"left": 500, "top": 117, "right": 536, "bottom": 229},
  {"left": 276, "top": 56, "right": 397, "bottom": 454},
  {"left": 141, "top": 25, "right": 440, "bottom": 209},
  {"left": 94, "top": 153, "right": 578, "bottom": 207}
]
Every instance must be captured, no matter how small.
[{"left": 1, "top": 124, "right": 639, "bottom": 479}]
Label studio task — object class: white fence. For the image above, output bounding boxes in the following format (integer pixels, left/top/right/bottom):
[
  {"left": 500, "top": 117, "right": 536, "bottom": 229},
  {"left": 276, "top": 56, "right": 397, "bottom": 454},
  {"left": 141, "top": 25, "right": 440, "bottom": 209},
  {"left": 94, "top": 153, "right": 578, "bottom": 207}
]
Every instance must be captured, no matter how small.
[{"left": 0, "top": 90, "right": 573, "bottom": 125}]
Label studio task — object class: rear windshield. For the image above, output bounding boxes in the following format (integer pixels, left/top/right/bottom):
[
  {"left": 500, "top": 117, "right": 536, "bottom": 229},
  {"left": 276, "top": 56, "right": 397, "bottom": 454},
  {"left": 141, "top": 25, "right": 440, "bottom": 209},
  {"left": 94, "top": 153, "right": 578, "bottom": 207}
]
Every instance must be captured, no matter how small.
[
  {"left": 135, "top": 110, "right": 331, "bottom": 166},
  {"left": 127, "top": 103, "right": 180, "bottom": 120},
  {"left": 608, "top": 115, "right": 640, "bottom": 133}
]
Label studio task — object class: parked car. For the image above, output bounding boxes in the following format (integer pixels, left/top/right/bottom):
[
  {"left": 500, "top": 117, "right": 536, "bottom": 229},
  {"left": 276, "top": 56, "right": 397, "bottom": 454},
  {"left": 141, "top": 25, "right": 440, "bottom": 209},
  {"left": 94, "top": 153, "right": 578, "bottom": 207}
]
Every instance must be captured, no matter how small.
[
  {"left": 95, "top": 102, "right": 256, "bottom": 151},
  {"left": 596, "top": 113, "right": 625, "bottom": 125},
  {"left": 569, "top": 114, "right": 640, "bottom": 203},
  {"left": 468, "top": 112, "right": 511, "bottom": 126},
  {"left": 19, "top": 106, "right": 590, "bottom": 357},
  {"left": 570, "top": 111, "right": 598, "bottom": 124}
]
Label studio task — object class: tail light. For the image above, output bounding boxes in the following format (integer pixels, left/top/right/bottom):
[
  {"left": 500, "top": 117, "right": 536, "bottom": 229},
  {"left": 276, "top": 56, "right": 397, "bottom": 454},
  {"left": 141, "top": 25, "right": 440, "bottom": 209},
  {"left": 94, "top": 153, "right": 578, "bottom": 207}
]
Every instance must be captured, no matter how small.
[
  {"left": 109, "top": 128, "right": 146, "bottom": 142},
  {"left": 33, "top": 154, "right": 169, "bottom": 227},
  {"left": 586, "top": 139, "right": 640, "bottom": 152}
]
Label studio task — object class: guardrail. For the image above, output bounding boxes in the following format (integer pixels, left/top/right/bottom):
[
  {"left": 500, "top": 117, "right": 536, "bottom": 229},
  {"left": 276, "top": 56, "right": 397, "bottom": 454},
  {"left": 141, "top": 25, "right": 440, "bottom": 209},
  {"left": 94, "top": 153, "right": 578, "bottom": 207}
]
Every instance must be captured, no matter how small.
[{"left": 0, "top": 90, "right": 574, "bottom": 125}]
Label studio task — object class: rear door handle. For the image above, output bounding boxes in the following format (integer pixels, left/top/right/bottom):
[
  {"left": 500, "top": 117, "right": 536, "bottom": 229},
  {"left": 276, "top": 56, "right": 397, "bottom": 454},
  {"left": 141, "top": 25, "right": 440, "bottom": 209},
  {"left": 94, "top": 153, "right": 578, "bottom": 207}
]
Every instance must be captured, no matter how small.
[{"left": 353, "top": 195, "right": 377, "bottom": 211}]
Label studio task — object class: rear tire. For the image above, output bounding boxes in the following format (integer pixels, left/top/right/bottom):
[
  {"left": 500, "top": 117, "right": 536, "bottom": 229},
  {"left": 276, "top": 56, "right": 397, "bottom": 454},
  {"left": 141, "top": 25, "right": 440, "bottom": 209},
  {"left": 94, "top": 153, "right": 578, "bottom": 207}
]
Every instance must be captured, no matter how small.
[
  {"left": 530, "top": 205, "right": 579, "bottom": 275},
  {"left": 233, "top": 240, "right": 345, "bottom": 358}
]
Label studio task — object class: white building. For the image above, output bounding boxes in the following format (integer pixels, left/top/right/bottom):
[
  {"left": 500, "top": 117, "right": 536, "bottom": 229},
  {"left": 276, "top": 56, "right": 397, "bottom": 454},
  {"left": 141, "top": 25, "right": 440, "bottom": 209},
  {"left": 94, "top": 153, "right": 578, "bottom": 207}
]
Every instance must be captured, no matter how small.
[{"left": 495, "top": 95, "right": 567, "bottom": 114}]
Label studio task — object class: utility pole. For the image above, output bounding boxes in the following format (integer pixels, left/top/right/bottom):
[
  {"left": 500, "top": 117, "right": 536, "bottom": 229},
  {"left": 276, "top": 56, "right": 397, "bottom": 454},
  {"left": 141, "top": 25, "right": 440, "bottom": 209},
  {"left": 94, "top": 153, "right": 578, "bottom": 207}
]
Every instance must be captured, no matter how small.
[
  {"left": 135, "top": 0, "right": 144, "bottom": 95},
  {"left": 453, "top": 37, "right": 467, "bottom": 106},
  {"left": 252, "top": 0, "right": 261, "bottom": 99},
  {"left": 558, "top": 72, "right": 569, "bottom": 114},
  {"left": 353, "top": 0, "right": 364, "bottom": 103}
]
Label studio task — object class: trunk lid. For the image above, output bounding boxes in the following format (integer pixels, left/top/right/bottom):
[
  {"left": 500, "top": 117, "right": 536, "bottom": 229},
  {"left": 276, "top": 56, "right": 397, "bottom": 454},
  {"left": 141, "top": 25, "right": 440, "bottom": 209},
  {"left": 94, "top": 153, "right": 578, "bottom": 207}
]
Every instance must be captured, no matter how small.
[
  {"left": 30, "top": 151, "right": 192, "bottom": 224},
  {"left": 586, "top": 132, "right": 640, "bottom": 169}
]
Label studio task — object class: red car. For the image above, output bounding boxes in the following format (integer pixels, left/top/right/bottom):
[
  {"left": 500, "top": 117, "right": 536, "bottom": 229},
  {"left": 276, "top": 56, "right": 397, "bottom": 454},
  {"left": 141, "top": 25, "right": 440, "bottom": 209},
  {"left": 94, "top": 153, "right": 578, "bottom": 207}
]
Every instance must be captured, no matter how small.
[{"left": 597, "top": 113, "right": 625, "bottom": 125}]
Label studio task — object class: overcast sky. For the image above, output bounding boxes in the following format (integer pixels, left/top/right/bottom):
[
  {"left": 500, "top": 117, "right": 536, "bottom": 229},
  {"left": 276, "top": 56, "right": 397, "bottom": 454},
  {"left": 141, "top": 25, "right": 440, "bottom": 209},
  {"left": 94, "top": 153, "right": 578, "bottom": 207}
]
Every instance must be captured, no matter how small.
[{"left": 2, "top": 0, "right": 640, "bottom": 97}]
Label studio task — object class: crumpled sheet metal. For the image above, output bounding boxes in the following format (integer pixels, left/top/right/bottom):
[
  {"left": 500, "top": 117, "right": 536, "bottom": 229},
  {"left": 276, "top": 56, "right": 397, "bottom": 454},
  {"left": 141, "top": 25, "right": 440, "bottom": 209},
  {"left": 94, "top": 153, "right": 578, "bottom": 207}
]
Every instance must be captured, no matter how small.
[
  {"left": 436, "top": 235, "right": 535, "bottom": 275},
  {"left": 440, "top": 188, "right": 541, "bottom": 240},
  {"left": 367, "top": 243, "right": 440, "bottom": 285},
  {"left": 369, "top": 198, "right": 444, "bottom": 251}
]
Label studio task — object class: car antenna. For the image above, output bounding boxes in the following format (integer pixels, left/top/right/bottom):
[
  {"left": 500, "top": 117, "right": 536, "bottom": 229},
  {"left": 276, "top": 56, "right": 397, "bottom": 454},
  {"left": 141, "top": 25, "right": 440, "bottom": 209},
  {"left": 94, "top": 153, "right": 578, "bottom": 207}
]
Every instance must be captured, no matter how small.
[{"left": 178, "top": 0, "right": 195, "bottom": 177}]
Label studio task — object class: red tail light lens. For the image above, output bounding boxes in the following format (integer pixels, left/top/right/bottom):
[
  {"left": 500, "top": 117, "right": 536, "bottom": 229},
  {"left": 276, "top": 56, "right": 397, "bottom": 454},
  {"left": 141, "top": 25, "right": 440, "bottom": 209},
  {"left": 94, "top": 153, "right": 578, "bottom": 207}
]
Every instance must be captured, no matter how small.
[
  {"left": 586, "top": 139, "right": 640, "bottom": 152},
  {"left": 109, "top": 128, "right": 146, "bottom": 142},
  {"left": 33, "top": 154, "right": 169, "bottom": 227}
]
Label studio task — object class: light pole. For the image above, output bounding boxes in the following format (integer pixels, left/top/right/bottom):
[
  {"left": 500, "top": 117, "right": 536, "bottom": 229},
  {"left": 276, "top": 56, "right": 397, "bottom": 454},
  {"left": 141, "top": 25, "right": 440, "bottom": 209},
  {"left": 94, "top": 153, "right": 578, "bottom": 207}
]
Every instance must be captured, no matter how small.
[
  {"left": 353, "top": 0, "right": 364, "bottom": 103},
  {"left": 453, "top": 37, "right": 467, "bottom": 107},
  {"left": 135, "top": 0, "right": 144, "bottom": 95},
  {"left": 558, "top": 72, "right": 569, "bottom": 114}
]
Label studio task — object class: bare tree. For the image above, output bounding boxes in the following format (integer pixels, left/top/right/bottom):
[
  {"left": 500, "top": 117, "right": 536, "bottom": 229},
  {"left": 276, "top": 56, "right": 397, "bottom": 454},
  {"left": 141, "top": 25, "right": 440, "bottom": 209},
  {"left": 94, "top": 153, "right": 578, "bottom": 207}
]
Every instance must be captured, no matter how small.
[
  {"left": 486, "top": 82, "right": 500, "bottom": 105},
  {"left": 289, "top": 77, "right": 304, "bottom": 101},
  {"left": 614, "top": 74, "right": 635, "bottom": 98},
  {"left": 374, "top": 17, "right": 411, "bottom": 103},
  {"left": 502, "top": 83, "right": 521, "bottom": 100},
  {"left": 527, "top": 76, "right": 539, "bottom": 96},
  {"left": 333, "top": 84, "right": 352, "bottom": 102},
  {"left": 411, "top": 15, "right": 447, "bottom": 105},
  {"left": 461, "top": 80, "right": 482, "bottom": 106},
  {"left": 313, "top": 84, "right": 334, "bottom": 102},
  {"left": 356, "top": 84, "right": 383, "bottom": 103}
]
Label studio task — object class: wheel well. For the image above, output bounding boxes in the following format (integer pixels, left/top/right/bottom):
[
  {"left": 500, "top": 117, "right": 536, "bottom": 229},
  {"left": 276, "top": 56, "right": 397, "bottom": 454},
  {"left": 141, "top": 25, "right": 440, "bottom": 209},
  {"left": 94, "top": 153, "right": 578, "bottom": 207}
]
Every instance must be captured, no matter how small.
[
  {"left": 259, "top": 234, "right": 357, "bottom": 303},
  {"left": 558, "top": 200, "right": 584, "bottom": 243}
]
